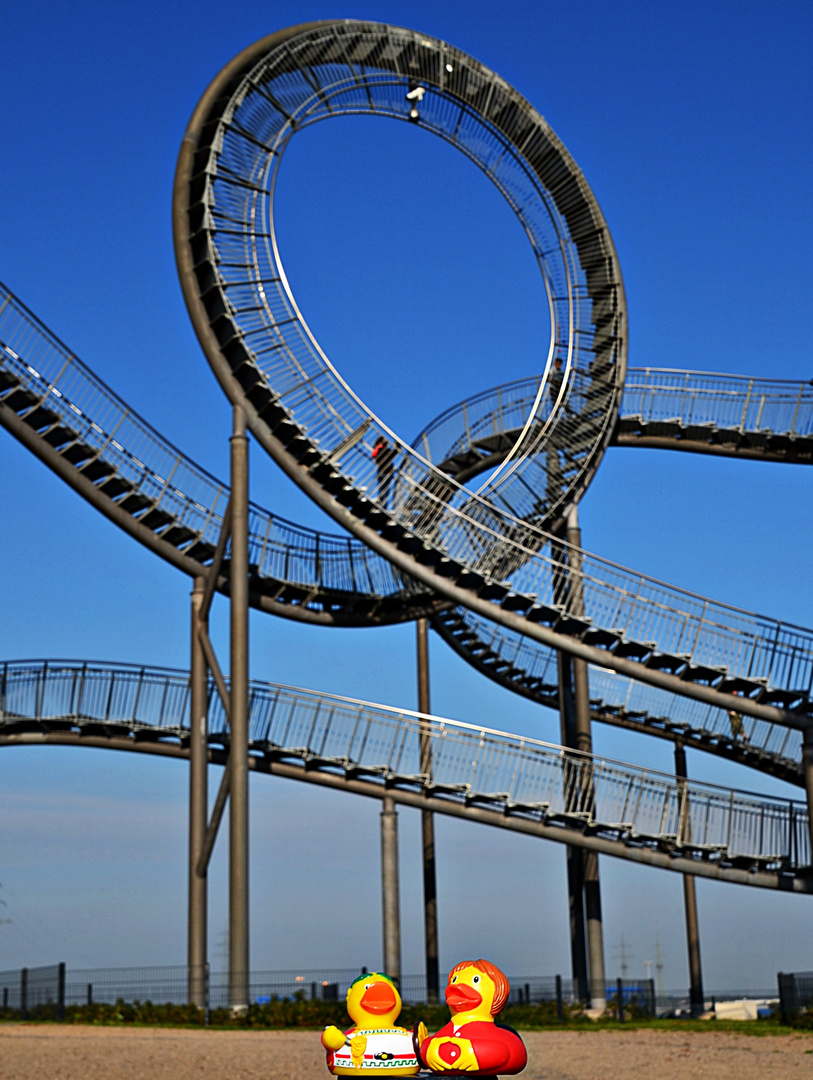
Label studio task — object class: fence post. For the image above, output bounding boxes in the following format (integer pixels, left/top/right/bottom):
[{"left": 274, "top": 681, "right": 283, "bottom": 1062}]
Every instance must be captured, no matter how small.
[
  {"left": 58, "top": 962, "right": 65, "bottom": 1022},
  {"left": 20, "top": 967, "right": 27, "bottom": 1020},
  {"left": 777, "top": 971, "right": 795, "bottom": 1026},
  {"left": 87, "top": 983, "right": 93, "bottom": 1007},
  {"left": 647, "top": 977, "right": 656, "bottom": 1017},
  {"left": 555, "top": 974, "right": 564, "bottom": 1022},
  {"left": 616, "top": 977, "right": 624, "bottom": 1023}
]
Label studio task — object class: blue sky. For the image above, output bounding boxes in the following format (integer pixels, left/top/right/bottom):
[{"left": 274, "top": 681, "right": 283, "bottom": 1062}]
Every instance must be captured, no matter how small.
[{"left": 1, "top": 0, "right": 812, "bottom": 991}]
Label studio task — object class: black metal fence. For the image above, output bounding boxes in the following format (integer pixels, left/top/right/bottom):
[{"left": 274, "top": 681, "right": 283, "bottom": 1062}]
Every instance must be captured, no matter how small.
[
  {"left": 777, "top": 969, "right": 813, "bottom": 1024},
  {"left": 0, "top": 963, "right": 65, "bottom": 1019},
  {"left": 0, "top": 964, "right": 669, "bottom": 1018}
]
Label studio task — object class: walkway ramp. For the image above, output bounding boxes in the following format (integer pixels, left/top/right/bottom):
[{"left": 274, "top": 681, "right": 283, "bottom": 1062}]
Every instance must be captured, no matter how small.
[
  {"left": 415, "top": 372, "right": 813, "bottom": 478},
  {"left": 1, "top": 660, "right": 809, "bottom": 889},
  {"left": 0, "top": 284, "right": 430, "bottom": 626},
  {"left": 173, "top": 21, "right": 813, "bottom": 725},
  {"left": 0, "top": 282, "right": 808, "bottom": 785},
  {"left": 433, "top": 608, "right": 804, "bottom": 786}
]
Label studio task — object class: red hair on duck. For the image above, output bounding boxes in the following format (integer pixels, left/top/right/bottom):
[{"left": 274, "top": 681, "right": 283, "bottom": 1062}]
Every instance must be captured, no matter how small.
[{"left": 447, "top": 959, "right": 510, "bottom": 1015}]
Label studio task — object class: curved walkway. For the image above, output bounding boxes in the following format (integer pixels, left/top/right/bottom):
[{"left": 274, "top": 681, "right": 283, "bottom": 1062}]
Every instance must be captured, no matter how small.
[
  {"left": 1, "top": 660, "right": 809, "bottom": 890},
  {"left": 174, "top": 22, "right": 813, "bottom": 728},
  {"left": 0, "top": 281, "right": 808, "bottom": 785}
]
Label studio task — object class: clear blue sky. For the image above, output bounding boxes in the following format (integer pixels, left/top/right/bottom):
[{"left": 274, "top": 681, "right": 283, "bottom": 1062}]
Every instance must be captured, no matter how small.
[{"left": 1, "top": 0, "right": 812, "bottom": 991}]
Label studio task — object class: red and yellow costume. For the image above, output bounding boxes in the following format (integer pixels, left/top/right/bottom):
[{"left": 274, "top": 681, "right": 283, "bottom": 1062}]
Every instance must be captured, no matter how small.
[{"left": 418, "top": 960, "right": 527, "bottom": 1078}]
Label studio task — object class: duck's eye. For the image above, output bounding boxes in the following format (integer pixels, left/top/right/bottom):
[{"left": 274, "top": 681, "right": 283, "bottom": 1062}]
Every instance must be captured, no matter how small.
[
  {"left": 451, "top": 976, "right": 457, "bottom": 983},
  {"left": 472, "top": 975, "right": 480, "bottom": 984},
  {"left": 365, "top": 983, "right": 372, "bottom": 989}
]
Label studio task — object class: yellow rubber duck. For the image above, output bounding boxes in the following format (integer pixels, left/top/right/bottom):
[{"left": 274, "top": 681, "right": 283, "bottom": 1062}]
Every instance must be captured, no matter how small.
[
  {"left": 418, "top": 960, "right": 527, "bottom": 1077},
  {"left": 322, "top": 972, "right": 419, "bottom": 1076}
]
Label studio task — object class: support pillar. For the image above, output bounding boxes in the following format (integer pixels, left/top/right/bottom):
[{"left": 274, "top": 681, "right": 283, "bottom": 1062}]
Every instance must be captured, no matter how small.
[
  {"left": 675, "top": 739, "right": 704, "bottom": 1017},
  {"left": 557, "top": 646, "right": 588, "bottom": 1004},
  {"left": 417, "top": 618, "right": 440, "bottom": 1003},
  {"left": 565, "top": 505, "right": 606, "bottom": 1011},
  {"left": 380, "top": 794, "right": 402, "bottom": 985},
  {"left": 188, "top": 576, "right": 208, "bottom": 1006},
  {"left": 229, "top": 406, "right": 250, "bottom": 1010},
  {"left": 803, "top": 726, "right": 813, "bottom": 863}
]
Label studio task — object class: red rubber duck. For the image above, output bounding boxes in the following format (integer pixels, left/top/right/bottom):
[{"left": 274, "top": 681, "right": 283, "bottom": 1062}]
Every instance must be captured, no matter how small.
[{"left": 417, "top": 960, "right": 526, "bottom": 1077}]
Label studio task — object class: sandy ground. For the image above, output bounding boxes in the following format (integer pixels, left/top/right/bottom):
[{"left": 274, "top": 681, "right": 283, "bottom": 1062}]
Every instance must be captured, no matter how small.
[{"left": 1, "top": 1025, "right": 812, "bottom": 1080}]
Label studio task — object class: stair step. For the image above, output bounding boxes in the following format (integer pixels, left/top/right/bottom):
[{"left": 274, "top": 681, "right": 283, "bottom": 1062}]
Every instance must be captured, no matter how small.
[
  {"left": 97, "top": 475, "right": 134, "bottom": 500},
  {"left": 3, "top": 386, "right": 39, "bottom": 412},
  {"left": 580, "top": 627, "right": 619, "bottom": 650},
  {"left": 139, "top": 507, "right": 174, "bottom": 531},
  {"left": 0, "top": 369, "right": 19, "bottom": 392},
  {"left": 117, "top": 491, "right": 151, "bottom": 514},
  {"left": 23, "top": 404, "right": 61, "bottom": 430},
  {"left": 185, "top": 540, "right": 217, "bottom": 563},
  {"left": 162, "top": 525, "right": 198, "bottom": 548},
  {"left": 61, "top": 441, "right": 95, "bottom": 466},
  {"left": 79, "top": 459, "right": 116, "bottom": 482},
  {"left": 43, "top": 424, "right": 79, "bottom": 449}
]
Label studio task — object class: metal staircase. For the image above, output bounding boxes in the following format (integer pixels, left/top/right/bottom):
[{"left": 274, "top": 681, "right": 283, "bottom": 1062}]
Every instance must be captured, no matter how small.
[
  {"left": 617, "top": 368, "right": 813, "bottom": 461},
  {"left": 0, "top": 284, "right": 433, "bottom": 626},
  {"left": 174, "top": 20, "right": 813, "bottom": 726},
  {"left": 1, "top": 660, "right": 809, "bottom": 889},
  {"left": 432, "top": 608, "right": 804, "bottom": 787},
  {"left": 2, "top": 20, "right": 812, "bottom": 877},
  {"left": 1, "top": 282, "right": 809, "bottom": 787},
  {"left": 414, "top": 372, "right": 813, "bottom": 479}
]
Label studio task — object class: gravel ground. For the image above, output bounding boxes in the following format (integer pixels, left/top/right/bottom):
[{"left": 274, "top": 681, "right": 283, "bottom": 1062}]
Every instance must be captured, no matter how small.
[{"left": 1, "top": 1025, "right": 812, "bottom": 1080}]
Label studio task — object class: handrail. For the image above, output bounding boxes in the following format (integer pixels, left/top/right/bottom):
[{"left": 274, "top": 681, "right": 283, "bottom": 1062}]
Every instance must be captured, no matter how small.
[
  {"left": 0, "top": 282, "right": 418, "bottom": 607},
  {"left": 174, "top": 22, "right": 813, "bottom": 719},
  {"left": 1, "top": 659, "right": 807, "bottom": 873},
  {"left": 432, "top": 608, "right": 803, "bottom": 780}
]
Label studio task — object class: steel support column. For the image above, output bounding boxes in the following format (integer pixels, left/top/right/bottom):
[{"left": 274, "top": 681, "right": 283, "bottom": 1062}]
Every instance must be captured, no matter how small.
[
  {"left": 557, "top": 645, "right": 589, "bottom": 1004},
  {"left": 417, "top": 617, "right": 440, "bottom": 1003},
  {"left": 803, "top": 726, "right": 813, "bottom": 861},
  {"left": 229, "top": 406, "right": 250, "bottom": 1010},
  {"left": 565, "top": 505, "right": 606, "bottom": 1011},
  {"left": 380, "top": 794, "right": 402, "bottom": 985},
  {"left": 675, "top": 739, "right": 704, "bottom": 1017},
  {"left": 188, "top": 576, "right": 208, "bottom": 1006}
]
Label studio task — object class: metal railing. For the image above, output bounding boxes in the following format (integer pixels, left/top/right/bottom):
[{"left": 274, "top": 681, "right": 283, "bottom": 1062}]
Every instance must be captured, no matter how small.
[
  {"left": 622, "top": 368, "right": 813, "bottom": 437},
  {"left": 777, "top": 969, "right": 813, "bottom": 1024},
  {"left": 0, "top": 962, "right": 585, "bottom": 1013},
  {"left": 0, "top": 283, "right": 413, "bottom": 602},
  {"left": 182, "top": 43, "right": 813, "bottom": 708},
  {"left": 0, "top": 963, "right": 64, "bottom": 1018},
  {"left": 436, "top": 609, "right": 804, "bottom": 768},
  {"left": 414, "top": 370, "right": 813, "bottom": 467},
  {"left": 6, "top": 961, "right": 773, "bottom": 1019},
  {"left": 1, "top": 660, "right": 808, "bottom": 870}
]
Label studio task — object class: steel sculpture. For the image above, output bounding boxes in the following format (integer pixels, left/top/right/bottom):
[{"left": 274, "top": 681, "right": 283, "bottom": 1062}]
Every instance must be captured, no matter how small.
[
  {"left": 174, "top": 21, "right": 813, "bottom": 728},
  {"left": 1, "top": 16, "right": 812, "bottom": 1017},
  {"left": 2, "top": 282, "right": 807, "bottom": 779}
]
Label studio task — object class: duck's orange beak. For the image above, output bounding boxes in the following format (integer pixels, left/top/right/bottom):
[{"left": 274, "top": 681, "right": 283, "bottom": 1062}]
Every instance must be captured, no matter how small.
[
  {"left": 360, "top": 981, "right": 398, "bottom": 1014},
  {"left": 445, "top": 982, "right": 483, "bottom": 1011}
]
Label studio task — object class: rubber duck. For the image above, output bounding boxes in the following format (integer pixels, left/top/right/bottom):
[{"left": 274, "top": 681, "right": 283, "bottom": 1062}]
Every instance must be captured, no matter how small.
[
  {"left": 417, "top": 960, "right": 526, "bottom": 1077},
  {"left": 322, "top": 972, "right": 420, "bottom": 1076}
]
